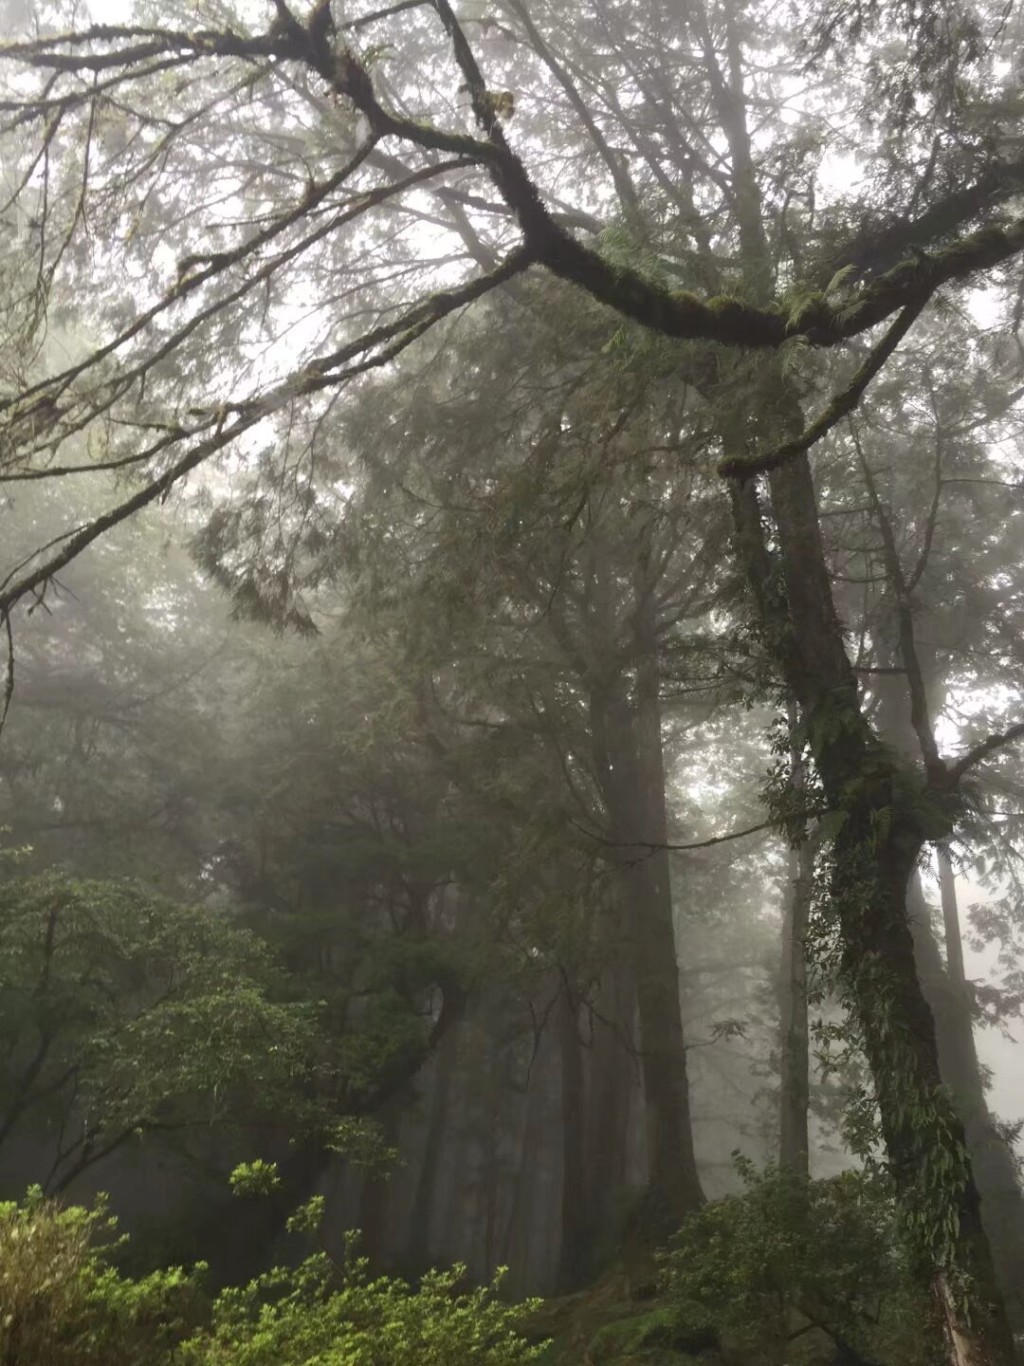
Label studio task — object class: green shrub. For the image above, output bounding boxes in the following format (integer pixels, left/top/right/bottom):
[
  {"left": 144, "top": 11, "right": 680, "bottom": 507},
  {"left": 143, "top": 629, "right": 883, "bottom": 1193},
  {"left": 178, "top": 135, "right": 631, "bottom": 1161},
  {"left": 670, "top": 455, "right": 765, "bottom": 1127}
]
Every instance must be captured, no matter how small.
[
  {"left": 179, "top": 1243, "right": 544, "bottom": 1366},
  {"left": 0, "top": 1187, "right": 543, "bottom": 1366},
  {"left": 0, "top": 1188, "right": 205, "bottom": 1366},
  {"left": 661, "top": 1160, "right": 942, "bottom": 1366}
]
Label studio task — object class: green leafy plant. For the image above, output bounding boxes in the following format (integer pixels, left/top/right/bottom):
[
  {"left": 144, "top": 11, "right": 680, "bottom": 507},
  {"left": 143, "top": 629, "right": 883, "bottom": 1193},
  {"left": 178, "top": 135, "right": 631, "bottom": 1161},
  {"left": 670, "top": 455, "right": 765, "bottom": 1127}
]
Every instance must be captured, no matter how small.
[
  {"left": 0, "top": 1187, "right": 205, "bottom": 1366},
  {"left": 191, "top": 1168, "right": 544, "bottom": 1365},
  {"left": 0, "top": 1184, "right": 544, "bottom": 1366},
  {"left": 179, "top": 1251, "right": 544, "bottom": 1366},
  {"left": 661, "top": 1160, "right": 942, "bottom": 1365},
  {"left": 0, "top": 875, "right": 323, "bottom": 1188}
]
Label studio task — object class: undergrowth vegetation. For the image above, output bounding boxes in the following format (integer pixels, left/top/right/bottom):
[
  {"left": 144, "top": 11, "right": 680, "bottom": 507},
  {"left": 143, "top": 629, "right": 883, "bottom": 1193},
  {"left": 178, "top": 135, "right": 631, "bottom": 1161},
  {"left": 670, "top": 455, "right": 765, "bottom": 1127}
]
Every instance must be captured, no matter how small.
[
  {"left": 0, "top": 1188, "right": 543, "bottom": 1366},
  {"left": 2, "top": 1151, "right": 973, "bottom": 1366},
  {"left": 0, "top": 1166, "right": 952, "bottom": 1365}
]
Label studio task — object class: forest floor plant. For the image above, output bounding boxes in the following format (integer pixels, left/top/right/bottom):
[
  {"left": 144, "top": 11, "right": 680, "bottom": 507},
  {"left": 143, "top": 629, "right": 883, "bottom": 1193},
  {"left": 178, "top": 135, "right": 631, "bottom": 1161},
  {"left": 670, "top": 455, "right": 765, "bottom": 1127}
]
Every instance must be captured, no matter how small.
[{"left": 0, "top": 1182, "right": 544, "bottom": 1366}]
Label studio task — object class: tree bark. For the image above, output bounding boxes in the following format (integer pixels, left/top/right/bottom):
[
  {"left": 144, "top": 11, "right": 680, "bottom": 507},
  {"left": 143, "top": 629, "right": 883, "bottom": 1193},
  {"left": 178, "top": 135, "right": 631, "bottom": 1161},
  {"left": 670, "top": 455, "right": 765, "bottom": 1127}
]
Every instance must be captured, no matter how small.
[
  {"left": 586, "top": 548, "right": 704, "bottom": 1228},
  {"left": 778, "top": 828, "right": 813, "bottom": 1178},
  {"left": 407, "top": 1017, "right": 460, "bottom": 1270},
  {"left": 593, "top": 687, "right": 704, "bottom": 1224},
  {"left": 729, "top": 456, "right": 1015, "bottom": 1366},
  {"left": 558, "top": 975, "right": 588, "bottom": 1288},
  {"left": 584, "top": 943, "right": 635, "bottom": 1249},
  {"left": 357, "top": 1103, "right": 400, "bottom": 1268},
  {"left": 909, "top": 874, "right": 1024, "bottom": 1338},
  {"left": 872, "top": 623, "right": 1024, "bottom": 1345}
]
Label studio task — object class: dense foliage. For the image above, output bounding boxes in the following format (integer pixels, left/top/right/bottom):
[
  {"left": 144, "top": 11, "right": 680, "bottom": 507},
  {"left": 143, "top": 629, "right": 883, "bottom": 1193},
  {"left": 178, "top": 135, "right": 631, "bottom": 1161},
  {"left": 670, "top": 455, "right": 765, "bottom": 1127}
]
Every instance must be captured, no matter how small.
[
  {"left": 0, "top": 875, "right": 322, "bottom": 1190},
  {"left": 663, "top": 1162, "right": 940, "bottom": 1365},
  {"left": 0, "top": 1188, "right": 543, "bottom": 1366}
]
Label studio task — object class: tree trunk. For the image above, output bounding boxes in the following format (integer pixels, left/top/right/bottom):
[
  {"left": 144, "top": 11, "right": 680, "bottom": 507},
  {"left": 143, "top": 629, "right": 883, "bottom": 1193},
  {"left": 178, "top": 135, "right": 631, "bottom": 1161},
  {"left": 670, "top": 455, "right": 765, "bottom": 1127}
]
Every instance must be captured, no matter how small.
[
  {"left": 500, "top": 1048, "right": 548, "bottom": 1290},
  {"left": 909, "top": 873, "right": 1024, "bottom": 1338},
  {"left": 585, "top": 943, "right": 635, "bottom": 1250},
  {"left": 558, "top": 975, "right": 588, "bottom": 1287},
  {"left": 407, "top": 1017, "right": 460, "bottom": 1270},
  {"left": 586, "top": 553, "right": 704, "bottom": 1228},
  {"left": 778, "top": 829, "right": 813, "bottom": 1177},
  {"left": 596, "top": 710, "right": 703, "bottom": 1223},
  {"left": 357, "top": 1102, "right": 401, "bottom": 1268},
  {"left": 873, "top": 631, "right": 1024, "bottom": 1343},
  {"left": 937, "top": 846, "right": 967, "bottom": 988},
  {"left": 728, "top": 458, "right": 1014, "bottom": 1365}
]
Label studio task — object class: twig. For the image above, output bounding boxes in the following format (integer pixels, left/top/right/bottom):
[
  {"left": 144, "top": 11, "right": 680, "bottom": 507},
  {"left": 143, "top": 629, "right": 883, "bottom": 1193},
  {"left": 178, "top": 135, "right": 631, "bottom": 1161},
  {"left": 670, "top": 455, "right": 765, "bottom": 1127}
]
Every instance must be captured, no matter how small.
[{"left": 570, "top": 815, "right": 781, "bottom": 853}]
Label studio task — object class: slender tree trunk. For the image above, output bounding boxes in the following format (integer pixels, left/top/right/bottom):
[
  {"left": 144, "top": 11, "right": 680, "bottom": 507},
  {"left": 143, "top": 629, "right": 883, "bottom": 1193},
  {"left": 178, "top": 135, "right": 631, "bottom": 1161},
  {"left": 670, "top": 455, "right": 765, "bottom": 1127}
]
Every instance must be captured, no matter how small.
[
  {"left": 778, "top": 708, "right": 812, "bottom": 1177},
  {"left": 937, "top": 845, "right": 967, "bottom": 988},
  {"left": 778, "top": 831, "right": 813, "bottom": 1177},
  {"left": 558, "top": 975, "right": 588, "bottom": 1287}
]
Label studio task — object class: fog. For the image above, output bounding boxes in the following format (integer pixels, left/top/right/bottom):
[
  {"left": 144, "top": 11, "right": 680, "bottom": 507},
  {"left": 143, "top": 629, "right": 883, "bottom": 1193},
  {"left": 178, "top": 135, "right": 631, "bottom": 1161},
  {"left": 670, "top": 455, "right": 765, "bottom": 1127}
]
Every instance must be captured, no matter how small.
[{"left": 1, "top": 2, "right": 1024, "bottom": 1364}]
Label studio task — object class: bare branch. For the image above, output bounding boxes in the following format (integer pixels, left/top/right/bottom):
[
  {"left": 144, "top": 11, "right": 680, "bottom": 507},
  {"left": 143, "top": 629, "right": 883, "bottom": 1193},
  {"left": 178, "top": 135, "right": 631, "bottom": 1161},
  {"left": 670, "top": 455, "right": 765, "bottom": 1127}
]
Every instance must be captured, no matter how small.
[
  {"left": 343, "top": 0, "right": 432, "bottom": 32},
  {"left": 951, "top": 723, "right": 1024, "bottom": 785},
  {"left": 572, "top": 815, "right": 781, "bottom": 854}
]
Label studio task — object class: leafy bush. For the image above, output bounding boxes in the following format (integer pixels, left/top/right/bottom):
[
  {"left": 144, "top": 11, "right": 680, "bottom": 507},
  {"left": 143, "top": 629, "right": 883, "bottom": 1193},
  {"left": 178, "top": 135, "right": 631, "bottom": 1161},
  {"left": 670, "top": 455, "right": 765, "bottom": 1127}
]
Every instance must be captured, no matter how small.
[
  {"left": 0, "top": 1188, "right": 204, "bottom": 1366},
  {"left": 180, "top": 1247, "right": 544, "bottom": 1366},
  {"left": 661, "top": 1159, "right": 943, "bottom": 1365},
  {"left": 0, "top": 1187, "right": 543, "bottom": 1366}
]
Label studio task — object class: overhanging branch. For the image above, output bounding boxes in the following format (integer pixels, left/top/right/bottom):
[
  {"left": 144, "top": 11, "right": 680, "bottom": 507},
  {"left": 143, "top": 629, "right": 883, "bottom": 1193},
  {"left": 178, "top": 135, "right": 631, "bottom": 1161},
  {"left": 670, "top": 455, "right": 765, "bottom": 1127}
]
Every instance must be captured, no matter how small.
[{"left": 5, "top": 17, "right": 1024, "bottom": 359}]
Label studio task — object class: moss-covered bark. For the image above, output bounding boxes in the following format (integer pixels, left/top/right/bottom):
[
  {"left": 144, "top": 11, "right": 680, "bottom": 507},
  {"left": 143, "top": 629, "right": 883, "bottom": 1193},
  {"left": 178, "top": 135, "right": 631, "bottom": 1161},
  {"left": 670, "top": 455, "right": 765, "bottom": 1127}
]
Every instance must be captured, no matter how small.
[{"left": 729, "top": 456, "right": 1015, "bottom": 1366}]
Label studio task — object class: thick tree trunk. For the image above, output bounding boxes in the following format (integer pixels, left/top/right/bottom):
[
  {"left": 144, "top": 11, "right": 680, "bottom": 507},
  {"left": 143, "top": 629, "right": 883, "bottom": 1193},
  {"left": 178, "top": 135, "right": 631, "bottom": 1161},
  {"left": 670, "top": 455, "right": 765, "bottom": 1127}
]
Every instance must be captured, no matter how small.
[
  {"left": 700, "top": 7, "right": 1012, "bottom": 1349},
  {"left": 597, "top": 700, "right": 703, "bottom": 1223},
  {"left": 586, "top": 555, "right": 703, "bottom": 1227},
  {"left": 599, "top": 680, "right": 703, "bottom": 1222},
  {"left": 358, "top": 1104, "right": 400, "bottom": 1268},
  {"left": 584, "top": 947, "right": 635, "bottom": 1247},
  {"left": 873, "top": 649, "right": 1024, "bottom": 1342},
  {"left": 500, "top": 1032, "right": 555, "bottom": 1293},
  {"left": 909, "top": 874, "right": 1024, "bottom": 1337},
  {"left": 728, "top": 458, "right": 1014, "bottom": 1365}
]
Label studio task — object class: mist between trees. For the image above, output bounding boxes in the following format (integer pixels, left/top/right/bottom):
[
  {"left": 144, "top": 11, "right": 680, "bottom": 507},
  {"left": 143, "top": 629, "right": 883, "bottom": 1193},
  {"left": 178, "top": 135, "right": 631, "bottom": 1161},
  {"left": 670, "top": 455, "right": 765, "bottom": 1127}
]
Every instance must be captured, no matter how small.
[{"left": 1, "top": 2, "right": 1024, "bottom": 1365}]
